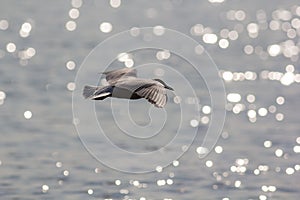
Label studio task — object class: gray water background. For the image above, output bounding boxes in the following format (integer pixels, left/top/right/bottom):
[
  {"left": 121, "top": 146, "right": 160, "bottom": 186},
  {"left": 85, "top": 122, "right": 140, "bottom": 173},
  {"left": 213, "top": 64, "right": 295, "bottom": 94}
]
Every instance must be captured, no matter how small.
[{"left": 0, "top": 1, "right": 299, "bottom": 199}]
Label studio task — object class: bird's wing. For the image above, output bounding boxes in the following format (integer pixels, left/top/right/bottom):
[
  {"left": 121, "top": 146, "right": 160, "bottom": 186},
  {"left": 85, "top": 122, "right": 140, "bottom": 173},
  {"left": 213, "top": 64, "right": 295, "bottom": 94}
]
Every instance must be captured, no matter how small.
[
  {"left": 135, "top": 85, "right": 167, "bottom": 108},
  {"left": 103, "top": 68, "right": 137, "bottom": 84}
]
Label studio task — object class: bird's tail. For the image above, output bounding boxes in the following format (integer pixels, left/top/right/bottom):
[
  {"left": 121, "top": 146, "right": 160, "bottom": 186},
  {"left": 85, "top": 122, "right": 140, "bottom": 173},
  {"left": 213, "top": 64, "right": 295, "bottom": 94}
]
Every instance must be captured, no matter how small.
[
  {"left": 83, "top": 85, "right": 99, "bottom": 99},
  {"left": 83, "top": 85, "right": 112, "bottom": 100}
]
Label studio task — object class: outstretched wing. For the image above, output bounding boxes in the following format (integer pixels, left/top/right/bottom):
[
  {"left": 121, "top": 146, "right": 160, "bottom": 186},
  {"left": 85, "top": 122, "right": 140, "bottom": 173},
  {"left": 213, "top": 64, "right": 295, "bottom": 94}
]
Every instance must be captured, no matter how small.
[
  {"left": 135, "top": 85, "right": 167, "bottom": 108},
  {"left": 103, "top": 68, "right": 137, "bottom": 84}
]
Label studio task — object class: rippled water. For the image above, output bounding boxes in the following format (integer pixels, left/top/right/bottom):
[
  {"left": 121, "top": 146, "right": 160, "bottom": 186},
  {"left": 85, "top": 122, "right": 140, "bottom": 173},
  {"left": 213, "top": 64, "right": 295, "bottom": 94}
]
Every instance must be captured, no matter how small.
[{"left": 0, "top": 1, "right": 300, "bottom": 199}]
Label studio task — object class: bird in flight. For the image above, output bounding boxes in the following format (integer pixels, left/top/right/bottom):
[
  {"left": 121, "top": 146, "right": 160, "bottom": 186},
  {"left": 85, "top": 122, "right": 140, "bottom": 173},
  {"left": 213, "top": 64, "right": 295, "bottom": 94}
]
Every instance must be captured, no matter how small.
[{"left": 83, "top": 68, "right": 174, "bottom": 108}]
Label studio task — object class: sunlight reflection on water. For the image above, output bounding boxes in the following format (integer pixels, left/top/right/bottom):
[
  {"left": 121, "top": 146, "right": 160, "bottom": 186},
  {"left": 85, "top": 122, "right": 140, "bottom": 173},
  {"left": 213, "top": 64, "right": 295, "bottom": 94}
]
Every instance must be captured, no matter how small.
[{"left": 0, "top": 1, "right": 299, "bottom": 199}]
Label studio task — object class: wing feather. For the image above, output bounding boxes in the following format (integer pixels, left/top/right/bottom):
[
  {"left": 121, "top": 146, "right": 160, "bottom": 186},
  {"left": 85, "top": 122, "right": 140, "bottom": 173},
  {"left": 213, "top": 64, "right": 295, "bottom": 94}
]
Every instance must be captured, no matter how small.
[
  {"left": 103, "top": 68, "right": 137, "bottom": 84},
  {"left": 135, "top": 85, "right": 167, "bottom": 108}
]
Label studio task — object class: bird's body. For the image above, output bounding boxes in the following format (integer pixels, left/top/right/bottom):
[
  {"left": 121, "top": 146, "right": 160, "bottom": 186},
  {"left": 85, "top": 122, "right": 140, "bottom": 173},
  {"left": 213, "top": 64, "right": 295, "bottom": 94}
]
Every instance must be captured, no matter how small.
[{"left": 83, "top": 68, "right": 174, "bottom": 108}]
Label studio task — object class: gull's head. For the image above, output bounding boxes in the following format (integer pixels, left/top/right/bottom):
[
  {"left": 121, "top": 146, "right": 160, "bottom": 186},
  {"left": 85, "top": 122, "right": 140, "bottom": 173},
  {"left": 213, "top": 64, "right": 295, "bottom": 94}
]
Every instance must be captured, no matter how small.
[{"left": 153, "top": 79, "right": 174, "bottom": 91}]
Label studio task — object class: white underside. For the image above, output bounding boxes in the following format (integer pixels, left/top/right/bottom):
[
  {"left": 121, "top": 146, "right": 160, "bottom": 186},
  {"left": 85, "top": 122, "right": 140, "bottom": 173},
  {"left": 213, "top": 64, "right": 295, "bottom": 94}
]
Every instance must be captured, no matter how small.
[{"left": 92, "top": 92, "right": 111, "bottom": 99}]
